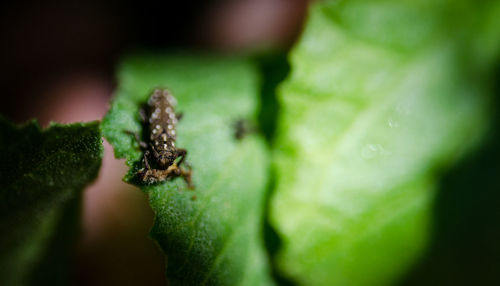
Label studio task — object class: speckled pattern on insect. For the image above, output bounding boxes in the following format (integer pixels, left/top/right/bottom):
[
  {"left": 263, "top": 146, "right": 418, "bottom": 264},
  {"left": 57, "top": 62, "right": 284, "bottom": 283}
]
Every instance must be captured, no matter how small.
[
  {"left": 147, "top": 89, "right": 181, "bottom": 166},
  {"left": 128, "top": 88, "right": 193, "bottom": 187}
]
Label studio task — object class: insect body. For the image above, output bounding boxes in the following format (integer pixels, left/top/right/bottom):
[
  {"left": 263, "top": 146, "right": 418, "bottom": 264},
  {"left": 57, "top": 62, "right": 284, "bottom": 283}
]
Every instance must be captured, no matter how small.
[
  {"left": 233, "top": 119, "right": 257, "bottom": 140},
  {"left": 131, "top": 88, "right": 193, "bottom": 187},
  {"left": 146, "top": 89, "right": 183, "bottom": 167}
]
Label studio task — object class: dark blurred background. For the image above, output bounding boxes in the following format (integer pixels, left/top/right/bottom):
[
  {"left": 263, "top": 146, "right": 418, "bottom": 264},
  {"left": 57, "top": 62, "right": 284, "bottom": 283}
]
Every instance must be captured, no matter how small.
[
  {"left": 0, "top": 0, "right": 308, "bottom": 124},
  {"left": 0, "top": 0, "right": 308, "bottom": 285}
]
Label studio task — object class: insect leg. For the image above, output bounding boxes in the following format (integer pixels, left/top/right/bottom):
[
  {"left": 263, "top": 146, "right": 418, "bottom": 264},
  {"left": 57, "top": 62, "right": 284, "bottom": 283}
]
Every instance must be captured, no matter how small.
[
  {"left": 180, "top": 167, "right": 194, "bottom": 189},
  {"left": 173, "top": 148, "right": 193, "bottom": 188},
  {"left": 175, "top": 148, "right": 187, "bottom": 166},
  {"left": 139, "top": 107, "right": 147, "bottom": 123},
  {"left": 176, "top": 112, "right": 183, "bottom": 121},
  {"left": 150, "top": 143, "right": 160, "bottom": 159},
  {"left": 143, "top": 150, "right": 151, "bottom": 170},
  {"left": 125, "top": 130, "right": 148, "bottom": 149},
  {"left": 138, "top": 150, "right": 153, "bottom": 182}
]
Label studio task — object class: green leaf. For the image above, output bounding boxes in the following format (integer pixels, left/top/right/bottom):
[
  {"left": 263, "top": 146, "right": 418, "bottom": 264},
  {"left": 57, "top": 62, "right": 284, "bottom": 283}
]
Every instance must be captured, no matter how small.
[
  {"left": 0, "top": 119, "right": 102, "bottom": 286},
  {"left": 102, "top": 54, "right": 274, "bottom": 285},
  {"left": 270, "top": 1, "right": 500, "bottom": 285}
]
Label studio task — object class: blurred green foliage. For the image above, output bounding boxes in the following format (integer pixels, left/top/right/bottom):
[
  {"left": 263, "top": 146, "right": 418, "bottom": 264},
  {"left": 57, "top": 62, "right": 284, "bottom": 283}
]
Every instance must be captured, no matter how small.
[
  {"left": 0, "top": 119, "right": 102, "bottom": 286},
  {"left": 269, "top": 1, "right": 500, "bottom": 285}
]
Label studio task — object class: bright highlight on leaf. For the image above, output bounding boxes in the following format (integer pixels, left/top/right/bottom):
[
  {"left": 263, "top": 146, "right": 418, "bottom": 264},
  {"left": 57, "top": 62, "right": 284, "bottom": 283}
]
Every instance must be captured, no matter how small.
[
  {"left": 0, "top": 119, "right": 102, "bottom": 286},
  {"left": 102, "top": 55, "right": 274, "bottom": 285}
]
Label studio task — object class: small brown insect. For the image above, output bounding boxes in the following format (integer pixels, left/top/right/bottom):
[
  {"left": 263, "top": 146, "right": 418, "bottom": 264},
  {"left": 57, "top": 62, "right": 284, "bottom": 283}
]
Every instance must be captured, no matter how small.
[
  {"left": 128, "top": 88, "right": 193, "bottom": 188},
  {"left": 233, "top": 119, "right": 257, "bottom": 140}
]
